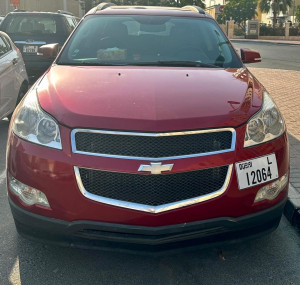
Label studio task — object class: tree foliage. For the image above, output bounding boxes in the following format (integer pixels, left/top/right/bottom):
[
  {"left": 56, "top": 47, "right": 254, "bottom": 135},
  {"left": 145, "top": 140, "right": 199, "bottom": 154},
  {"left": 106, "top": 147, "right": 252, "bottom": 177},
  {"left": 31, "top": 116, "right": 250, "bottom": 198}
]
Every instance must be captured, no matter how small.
[
  {"left": 218, "top": 0, "right": 258, "bottom": 28},
  {"left": 295, "top": 5, "right": 300, "bottom": 23},
  {"left": 259, "top": 0, "right": 292, "bottom": 27}
]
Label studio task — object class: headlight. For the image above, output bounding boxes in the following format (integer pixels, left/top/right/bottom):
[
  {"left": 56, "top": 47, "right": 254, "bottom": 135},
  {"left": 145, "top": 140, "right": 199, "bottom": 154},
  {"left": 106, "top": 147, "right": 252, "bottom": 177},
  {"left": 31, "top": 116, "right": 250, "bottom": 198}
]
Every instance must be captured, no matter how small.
[
  {"left": 12, "top": 88, "right": 62, "bottom": 149},
  {"left": 244, "top": 91, "right": 285, "bottom": 147}
]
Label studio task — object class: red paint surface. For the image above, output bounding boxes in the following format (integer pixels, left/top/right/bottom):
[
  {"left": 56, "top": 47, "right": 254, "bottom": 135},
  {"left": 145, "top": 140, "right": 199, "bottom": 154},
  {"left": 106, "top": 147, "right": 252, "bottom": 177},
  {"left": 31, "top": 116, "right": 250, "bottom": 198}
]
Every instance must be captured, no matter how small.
[{"left": 37, "top": 66, "right": 262, "bottom": 131}]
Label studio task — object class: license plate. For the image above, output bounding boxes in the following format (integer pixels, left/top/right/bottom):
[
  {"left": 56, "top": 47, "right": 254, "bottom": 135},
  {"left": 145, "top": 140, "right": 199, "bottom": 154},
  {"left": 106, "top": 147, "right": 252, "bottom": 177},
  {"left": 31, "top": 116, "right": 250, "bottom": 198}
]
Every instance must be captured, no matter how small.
[
  {"left": 23, "top": 45, "right": 38, "bottom": 53},
  {"left": 235, "top": 154, "right": 279, "bottom": 190}
]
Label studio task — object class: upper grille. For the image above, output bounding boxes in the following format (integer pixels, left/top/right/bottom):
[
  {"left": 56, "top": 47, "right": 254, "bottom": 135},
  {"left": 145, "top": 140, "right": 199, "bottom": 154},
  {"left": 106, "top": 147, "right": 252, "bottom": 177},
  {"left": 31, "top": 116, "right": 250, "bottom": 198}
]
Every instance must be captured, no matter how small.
[
  {"left": 73, "top": 129, "right": 234, "bottom": 159},
  {"left": 78, "top": 165, "right": 229, "bottom": 207}
]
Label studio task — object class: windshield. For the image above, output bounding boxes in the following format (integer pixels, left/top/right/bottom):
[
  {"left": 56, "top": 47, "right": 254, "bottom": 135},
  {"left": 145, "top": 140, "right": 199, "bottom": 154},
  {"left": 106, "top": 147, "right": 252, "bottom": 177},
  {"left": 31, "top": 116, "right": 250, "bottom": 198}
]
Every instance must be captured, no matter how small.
[
  {"left": 3, "top": 14, "right": 58, "bottom": 36},
  {"left": 58, "top": 15, "right": 242, "bottom": 69}
]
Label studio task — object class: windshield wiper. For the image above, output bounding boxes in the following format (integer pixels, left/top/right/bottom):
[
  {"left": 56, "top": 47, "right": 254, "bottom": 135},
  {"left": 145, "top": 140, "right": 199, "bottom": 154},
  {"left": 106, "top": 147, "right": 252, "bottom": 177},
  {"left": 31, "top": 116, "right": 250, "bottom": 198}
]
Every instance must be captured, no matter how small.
[
  {"left": 57, "top": 61, "right": 222, "bottom": 68},
  {"left": 129, "top": 61, "right": 221, "bottom": 68}
]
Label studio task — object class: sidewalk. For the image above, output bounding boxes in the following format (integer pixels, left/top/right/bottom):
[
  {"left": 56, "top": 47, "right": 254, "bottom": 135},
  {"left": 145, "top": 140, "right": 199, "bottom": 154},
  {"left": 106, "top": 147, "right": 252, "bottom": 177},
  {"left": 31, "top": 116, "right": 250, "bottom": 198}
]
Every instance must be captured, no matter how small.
[
  {"left": 249, "top": 68, "right": 300, "bottom": 226},
  {"left": 232, "top": 39, "right": 300, "bottom": 46}
]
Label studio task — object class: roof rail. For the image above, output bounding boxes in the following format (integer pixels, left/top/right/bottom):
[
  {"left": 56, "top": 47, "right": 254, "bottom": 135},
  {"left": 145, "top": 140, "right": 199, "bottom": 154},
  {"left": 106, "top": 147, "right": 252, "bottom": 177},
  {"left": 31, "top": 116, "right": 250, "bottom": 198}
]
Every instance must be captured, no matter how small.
[
  {"left": 182, "top": 5, "right": 206, "bottom": 15},
  {"left": 96, "top": 2, "right": 116, "bottom": 11},
  {"left": 57, "top": 10, "right": 74, "bottom": 16}
]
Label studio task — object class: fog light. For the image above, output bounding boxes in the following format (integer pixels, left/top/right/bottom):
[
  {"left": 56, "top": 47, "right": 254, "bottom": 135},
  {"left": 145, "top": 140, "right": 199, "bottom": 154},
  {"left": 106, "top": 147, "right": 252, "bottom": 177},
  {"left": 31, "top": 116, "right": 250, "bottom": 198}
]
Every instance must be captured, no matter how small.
[
  {"left": 8, "top": 174, "right": 50, "bottom": 207},
  {"left": 254, "top": 173, "right": 288, "bottom": 203}
]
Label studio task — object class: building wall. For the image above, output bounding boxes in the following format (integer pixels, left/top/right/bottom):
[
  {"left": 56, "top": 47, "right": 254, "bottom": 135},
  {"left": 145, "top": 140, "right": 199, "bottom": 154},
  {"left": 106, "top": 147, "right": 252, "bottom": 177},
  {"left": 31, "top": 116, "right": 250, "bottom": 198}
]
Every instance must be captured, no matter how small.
[
  {"left": 0, "top": 0, "right": 84, "bottom": 17},
  {"left": 0, "top": 0, "right": 15, "bottom": 16}
]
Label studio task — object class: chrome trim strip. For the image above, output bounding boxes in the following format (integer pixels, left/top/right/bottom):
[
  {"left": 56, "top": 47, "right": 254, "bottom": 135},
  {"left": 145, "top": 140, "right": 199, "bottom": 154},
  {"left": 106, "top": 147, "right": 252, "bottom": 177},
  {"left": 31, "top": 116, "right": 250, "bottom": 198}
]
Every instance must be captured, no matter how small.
[
  {"left": 71, "top": 128, "right": 236, "bottom": 161},
  {"left": 74, "top": 165, "right": 233, "bottom": 213},
  {"left": 14, "top": 41, "right": 47, "bottom": 45}
]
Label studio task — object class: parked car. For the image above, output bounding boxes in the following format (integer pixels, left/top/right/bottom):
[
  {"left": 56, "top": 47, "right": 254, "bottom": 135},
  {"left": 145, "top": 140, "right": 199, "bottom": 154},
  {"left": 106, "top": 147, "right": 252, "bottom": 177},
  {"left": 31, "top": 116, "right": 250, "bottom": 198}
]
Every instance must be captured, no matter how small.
[
  {"left": 6, "top": 4, "right": 289, "bottom": 253},
  {"left": 0, "top": 10, "right": 79, "bottom": 82},
  {"left": 0, "top": 16, "right": 4, "bottom": 26},
  {"left": 0, "top": 31, "right": 28, "bottom": 120}
]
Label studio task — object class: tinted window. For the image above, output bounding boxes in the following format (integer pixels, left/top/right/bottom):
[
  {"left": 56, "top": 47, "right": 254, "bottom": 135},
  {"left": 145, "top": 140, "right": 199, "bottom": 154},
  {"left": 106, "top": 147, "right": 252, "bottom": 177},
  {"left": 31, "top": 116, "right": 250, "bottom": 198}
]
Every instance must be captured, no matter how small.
[
  {"left": 65, "top": 17, "right": 76, "bottom": 34},
  {"left": 58, "top": 15, "right": 242, "bottom": 69},
  {"left": 4, "top": 15, "right": 58, "bottom": 35},
  {"left": 0, "top": 36, "right": 9, "bottom": 56}
]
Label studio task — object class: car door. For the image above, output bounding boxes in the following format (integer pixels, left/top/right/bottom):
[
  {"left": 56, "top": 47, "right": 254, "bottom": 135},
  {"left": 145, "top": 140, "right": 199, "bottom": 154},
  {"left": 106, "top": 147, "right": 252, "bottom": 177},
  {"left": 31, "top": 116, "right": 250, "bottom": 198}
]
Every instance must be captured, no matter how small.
[{"left": 0, "top": 34, "right": 16, "bottom": 119}]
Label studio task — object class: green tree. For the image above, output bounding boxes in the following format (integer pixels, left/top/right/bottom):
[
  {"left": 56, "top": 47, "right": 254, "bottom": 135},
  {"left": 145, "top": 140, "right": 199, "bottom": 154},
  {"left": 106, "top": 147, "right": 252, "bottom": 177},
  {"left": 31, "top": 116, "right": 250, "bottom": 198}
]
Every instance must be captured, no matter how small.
[
  {"left": 161, "top": 0, "right": 178, "bottom": 7},
  {"left": 259, "top": 0, "right": 292, "bottom": 28},
  {"left": 295, "top": 5, "right": 300, "bottom": 23},
  {"left": 219, "top": 0, "right": 258, "bottom": 28}
]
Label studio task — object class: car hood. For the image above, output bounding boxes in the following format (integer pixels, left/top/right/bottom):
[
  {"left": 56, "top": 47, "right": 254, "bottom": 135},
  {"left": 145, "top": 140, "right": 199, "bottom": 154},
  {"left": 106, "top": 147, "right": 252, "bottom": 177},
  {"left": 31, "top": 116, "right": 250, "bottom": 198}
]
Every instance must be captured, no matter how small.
[{"left": 37, "top": 65, "right": 263, "bottom": 131}]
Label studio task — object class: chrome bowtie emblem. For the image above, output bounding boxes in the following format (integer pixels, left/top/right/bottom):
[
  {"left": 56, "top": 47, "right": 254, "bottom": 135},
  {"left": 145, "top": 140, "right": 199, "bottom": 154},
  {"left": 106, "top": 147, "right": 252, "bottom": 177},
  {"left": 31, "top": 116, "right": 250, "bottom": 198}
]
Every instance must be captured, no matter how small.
[{"left": 138, "top": 162, "right": 174, "bottom": 175}]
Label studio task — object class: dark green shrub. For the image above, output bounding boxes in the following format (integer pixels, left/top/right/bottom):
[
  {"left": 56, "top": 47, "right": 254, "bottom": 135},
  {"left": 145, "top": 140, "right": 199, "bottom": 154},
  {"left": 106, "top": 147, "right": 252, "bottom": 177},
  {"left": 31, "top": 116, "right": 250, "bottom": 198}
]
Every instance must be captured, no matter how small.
[
  {"left": 259, "top": 25, "right": 285, "bottom": 36},
  {"left": 234, "top": 28, "right": 245, "bottom": 36},
  {"left": 289, "top": 27, "right": 300, "bottom": 36}
]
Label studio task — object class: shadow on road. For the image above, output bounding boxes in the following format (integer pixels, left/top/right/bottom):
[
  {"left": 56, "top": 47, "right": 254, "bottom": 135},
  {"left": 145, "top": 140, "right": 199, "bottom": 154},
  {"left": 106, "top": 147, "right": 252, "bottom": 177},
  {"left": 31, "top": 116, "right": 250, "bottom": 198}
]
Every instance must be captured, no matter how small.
[{"left": 8, "top": 220, "right": 299, "bottom": 285}]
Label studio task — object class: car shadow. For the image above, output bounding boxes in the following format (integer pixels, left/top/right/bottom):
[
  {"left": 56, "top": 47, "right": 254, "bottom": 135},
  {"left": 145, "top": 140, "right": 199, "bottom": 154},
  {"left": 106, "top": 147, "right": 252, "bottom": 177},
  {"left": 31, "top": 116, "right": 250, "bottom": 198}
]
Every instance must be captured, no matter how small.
[{"left": 8, "top": 217, "right": 299, "bottom": 285}]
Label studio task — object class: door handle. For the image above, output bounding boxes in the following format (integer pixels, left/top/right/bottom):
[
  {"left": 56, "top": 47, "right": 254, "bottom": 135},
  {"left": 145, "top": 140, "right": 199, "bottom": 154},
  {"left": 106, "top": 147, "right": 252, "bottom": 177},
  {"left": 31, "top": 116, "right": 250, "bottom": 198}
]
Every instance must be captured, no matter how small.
[{"left": 12, "top": 58, "right": 18, "bottom": 65}]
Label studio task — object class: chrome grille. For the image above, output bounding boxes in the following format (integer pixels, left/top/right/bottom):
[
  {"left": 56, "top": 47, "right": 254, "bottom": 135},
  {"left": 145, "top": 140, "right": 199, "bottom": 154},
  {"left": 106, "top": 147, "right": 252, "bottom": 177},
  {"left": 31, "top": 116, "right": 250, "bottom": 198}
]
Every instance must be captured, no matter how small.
[
  {"left": 75, "top": 165, "right": 232, "bottom": 213},
  {"left": 72, "top": 128, "right": 235, "bottom": 160}
]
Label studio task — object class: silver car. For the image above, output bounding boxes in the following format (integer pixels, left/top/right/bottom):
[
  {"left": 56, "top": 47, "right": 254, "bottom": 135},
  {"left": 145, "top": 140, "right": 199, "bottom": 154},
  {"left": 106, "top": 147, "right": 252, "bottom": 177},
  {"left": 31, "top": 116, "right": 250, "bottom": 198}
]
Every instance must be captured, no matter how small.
[{"left": 0, "top": 31, "right": 28, "bottom": 119}]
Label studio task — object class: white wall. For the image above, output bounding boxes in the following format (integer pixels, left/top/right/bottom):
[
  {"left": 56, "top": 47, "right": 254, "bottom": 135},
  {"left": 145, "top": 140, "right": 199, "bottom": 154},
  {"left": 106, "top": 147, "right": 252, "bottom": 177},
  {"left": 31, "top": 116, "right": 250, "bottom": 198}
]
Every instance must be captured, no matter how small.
[{"left": 0, "top": 0, "right": 15, "bottom": 16}]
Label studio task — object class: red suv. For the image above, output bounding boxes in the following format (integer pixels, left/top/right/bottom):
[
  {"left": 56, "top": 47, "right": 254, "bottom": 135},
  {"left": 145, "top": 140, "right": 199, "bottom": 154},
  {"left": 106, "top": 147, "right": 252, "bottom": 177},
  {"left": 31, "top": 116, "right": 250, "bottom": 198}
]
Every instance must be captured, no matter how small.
[{"left": 7, "top": 4, "right": 289, "bottom": 253}]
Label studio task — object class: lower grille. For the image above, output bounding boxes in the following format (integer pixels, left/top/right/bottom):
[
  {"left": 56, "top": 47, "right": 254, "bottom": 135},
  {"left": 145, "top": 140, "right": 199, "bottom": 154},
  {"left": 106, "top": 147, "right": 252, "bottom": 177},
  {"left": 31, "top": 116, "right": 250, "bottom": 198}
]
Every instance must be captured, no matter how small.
[
  {"left": 77, "top": 165, "right": 229, "bottom": 207},
  {"left": 75, "top": 227, "right": 227, "bottom": 245}
]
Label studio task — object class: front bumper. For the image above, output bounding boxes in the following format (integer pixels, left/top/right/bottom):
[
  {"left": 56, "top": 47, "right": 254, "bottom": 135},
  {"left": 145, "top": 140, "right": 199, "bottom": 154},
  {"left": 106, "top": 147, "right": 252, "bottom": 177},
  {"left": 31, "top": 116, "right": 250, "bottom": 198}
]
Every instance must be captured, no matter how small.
[
  {"left": 6, "top": 125, "right": 289, "bottom": 225},
  {"left": 10, "top": 197, "right": 286, "bottom": 254}
]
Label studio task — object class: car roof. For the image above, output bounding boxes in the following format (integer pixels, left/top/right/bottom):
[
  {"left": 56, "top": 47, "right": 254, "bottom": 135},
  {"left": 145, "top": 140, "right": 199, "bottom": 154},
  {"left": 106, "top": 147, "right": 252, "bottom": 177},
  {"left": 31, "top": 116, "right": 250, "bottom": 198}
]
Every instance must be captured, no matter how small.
[{"left": 86, "top": 5, "right": 212, "bottom": 19}]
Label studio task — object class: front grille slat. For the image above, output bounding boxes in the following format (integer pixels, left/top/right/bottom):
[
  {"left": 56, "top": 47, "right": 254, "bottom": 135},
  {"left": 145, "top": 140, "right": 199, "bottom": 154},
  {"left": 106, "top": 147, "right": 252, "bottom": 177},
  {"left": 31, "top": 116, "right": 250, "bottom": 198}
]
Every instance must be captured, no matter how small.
[
  {"left": 74, "top": 130, "right": 233, "bottom": 158},
  {"left": 78, "top": 166, "right": 228, "bottom": 206}
]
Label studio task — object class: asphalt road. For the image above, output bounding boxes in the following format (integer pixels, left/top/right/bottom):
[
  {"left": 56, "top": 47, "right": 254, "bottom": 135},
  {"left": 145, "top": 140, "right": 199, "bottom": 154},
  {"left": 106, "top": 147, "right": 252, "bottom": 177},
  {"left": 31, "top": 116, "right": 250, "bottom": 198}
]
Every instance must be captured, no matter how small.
[
  {"left": 1, "top": 119, "right": 300, "bottom": 284},
  {"left": 232, "top": 41, "right": 300, "bottom": 71}
]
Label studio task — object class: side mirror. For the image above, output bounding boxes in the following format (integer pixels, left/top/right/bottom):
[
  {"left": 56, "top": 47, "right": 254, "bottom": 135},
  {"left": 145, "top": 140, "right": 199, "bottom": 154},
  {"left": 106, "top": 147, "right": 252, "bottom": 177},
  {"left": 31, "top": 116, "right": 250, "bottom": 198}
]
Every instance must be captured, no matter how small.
[
  {"left": 37, "top": 43, "right": 59, "bottom": 59},
  {"left": 240, "top": 48, "right": 262, "bottom": 64}
]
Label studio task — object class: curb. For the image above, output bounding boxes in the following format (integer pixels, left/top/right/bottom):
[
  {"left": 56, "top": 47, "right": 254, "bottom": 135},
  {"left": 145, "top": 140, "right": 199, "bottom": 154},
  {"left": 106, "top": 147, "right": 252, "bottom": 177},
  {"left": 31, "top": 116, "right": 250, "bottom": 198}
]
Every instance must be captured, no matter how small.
[
  {"left": 231, "top": 39, "right": 300, "bottom": 46},
  {"left": 283, "top": 184, "right": 300, "bottom": 227}
]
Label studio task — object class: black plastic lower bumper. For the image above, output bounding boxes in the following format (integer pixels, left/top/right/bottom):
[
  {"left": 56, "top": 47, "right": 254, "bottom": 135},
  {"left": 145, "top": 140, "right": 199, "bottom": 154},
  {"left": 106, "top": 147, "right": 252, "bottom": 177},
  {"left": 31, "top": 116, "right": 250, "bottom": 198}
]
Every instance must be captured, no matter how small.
[{"left": 9, "top": 198, "right": 286, "bottom": 255}]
